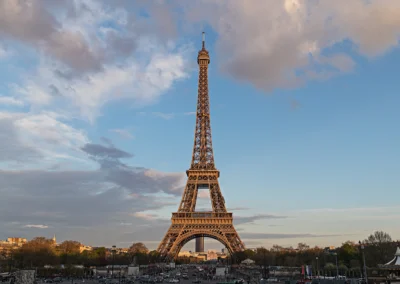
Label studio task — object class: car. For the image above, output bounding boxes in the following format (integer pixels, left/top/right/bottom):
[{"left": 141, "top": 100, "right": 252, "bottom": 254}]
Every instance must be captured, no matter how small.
[{"left": 192, "top": 279, "right": 201, "bottom": 284}]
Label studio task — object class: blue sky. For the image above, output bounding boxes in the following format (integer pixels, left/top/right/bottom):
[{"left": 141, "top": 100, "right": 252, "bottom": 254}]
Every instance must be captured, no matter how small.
[{"left": 0, "top": 0, "right": 399, "bottom": 251}]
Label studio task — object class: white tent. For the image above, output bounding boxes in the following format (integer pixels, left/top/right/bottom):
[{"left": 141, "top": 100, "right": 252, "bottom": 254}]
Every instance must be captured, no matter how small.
[
  {"left": 384, "top": 247, "right": 400, "bottom": 266},
  {"left": 241, "top": 258, "right": 255, "bottom": 265}
]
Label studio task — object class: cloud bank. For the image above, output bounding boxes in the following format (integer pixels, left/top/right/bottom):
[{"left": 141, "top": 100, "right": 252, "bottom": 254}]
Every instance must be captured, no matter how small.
[{"left": 1, "top": 0, "right": 400, "bottom": 248}]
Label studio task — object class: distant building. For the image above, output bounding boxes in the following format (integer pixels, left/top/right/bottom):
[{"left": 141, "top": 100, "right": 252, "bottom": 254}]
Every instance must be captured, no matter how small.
[
  {"left": 80, "top": 244, "right": 93, "bottom": 253},
  {"left": 6, "top": 237, "right": 27, "bottom": 246},
  {"left": 246, "top": 248, "right": 257, "bottom": 252},
  {"left": 207, "top": 250, "right": 218, "bottom": 260},
  {"left": 178, "top": 251, "right": 193, "bottom": 257},
  {"left": 324, "top": 246, "right": 336, "bottom": 252},
  {"left": 178, "top": 250, "right": 227, "bottom": 262},
  {"left": 0, "top": 237, "right": 27, "bottom": 254},
  {"left": 196, "top": 253, "right": 207, "bottom": 261},
  {"left": 116, "top": 248, "right": 129, "bottom": 254},
  {"left": 216, "top": 252, "right": 227, "bottom": 259}
]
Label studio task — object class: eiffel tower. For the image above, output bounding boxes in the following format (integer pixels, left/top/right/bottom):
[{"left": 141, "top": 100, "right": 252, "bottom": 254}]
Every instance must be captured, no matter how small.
[{"left": 157, "top": 33, "right": 245, "bottom": 261}]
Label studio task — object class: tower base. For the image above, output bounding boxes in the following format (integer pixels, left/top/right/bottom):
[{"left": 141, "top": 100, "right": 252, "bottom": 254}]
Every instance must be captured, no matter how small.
[{"left": 157, "top": 211, "right": 244, "bottom": 261}]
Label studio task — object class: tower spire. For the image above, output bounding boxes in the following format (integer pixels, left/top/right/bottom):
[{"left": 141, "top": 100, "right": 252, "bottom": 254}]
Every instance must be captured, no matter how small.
[
  {"left": 202, "top": 31, "right": 205, "bottom": 49},
  {"left": 190, "top": 32, "right": 213, "bottom": 171}
]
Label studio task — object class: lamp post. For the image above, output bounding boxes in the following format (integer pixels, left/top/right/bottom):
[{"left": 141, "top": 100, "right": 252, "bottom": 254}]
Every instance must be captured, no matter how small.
[
  {"left": 333, "top": 252, "right": 339, "bottom": 278},
  {"left": 316, "top": 257, "right": 319, "bottom": 278},
  {"left": 262, "top": 247, "right": 267, "bottom": 279},
  {"left": 8, "top": 251, "right": 13, "bottom": 274},
  {"left": 359, "top": 241, "right": 368, "bottom": 284},
  {"left": 111, "top": 245, "right": 116, "bottom": 278}
]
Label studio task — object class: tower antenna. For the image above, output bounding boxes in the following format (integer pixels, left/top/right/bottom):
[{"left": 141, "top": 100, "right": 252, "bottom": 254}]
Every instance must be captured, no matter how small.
[{"left": 202, "top": 32, "right": 205, "bottom": 49}]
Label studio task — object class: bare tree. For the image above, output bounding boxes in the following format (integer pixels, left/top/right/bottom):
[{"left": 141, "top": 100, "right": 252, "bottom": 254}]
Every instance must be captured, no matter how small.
[
  {"left": 365, "top": 231, "right": 392, "bottom": 244},
  {"left": 364, "top": 231, "right": 394, "bottom": 266}
]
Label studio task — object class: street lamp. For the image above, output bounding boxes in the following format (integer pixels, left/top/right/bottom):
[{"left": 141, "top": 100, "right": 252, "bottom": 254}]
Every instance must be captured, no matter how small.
[
  {"left": 359, "top": 241, "right": 368, "bottom": 284},
  {"left": 333, "top": 252, "right": 339, "bottom": 278},
  {"left": 316, "top": 257, "right": 319, "bottom": 278},
  {"left": 262, "top": 247, "right": 267, "bottom": 279},
  {"left": 8, "top": 251, "right": 13, "bottom": 274},
  {"left": 111, "top": 245, "right": 116, "bottom": 278}
]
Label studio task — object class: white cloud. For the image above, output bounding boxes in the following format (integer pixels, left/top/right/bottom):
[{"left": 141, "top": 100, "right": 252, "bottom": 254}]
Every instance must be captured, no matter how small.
[
  {"left": 11, "top": 50, "right": 188, "bottom": 122},
  {"left": 0, "top": 45, "right": 11, "bottom": 59},
  {"left": 133, "top": 212, "right": 159, "bottom": 220},
  {"left": 23, "top": 224, "right": 49, "bottom": 229},
  {"left": 198, "top": 190, "right": 210, "bottom": 199},
  {"left": 1, "top": 0, "right": 190, "bottom": 123},
  {"left": 295, "top": 206, "right": 400, "bottom": 214},
  {"left": 184, "top": 0, "right": 400, "bottom": 90},
  {"left": 109, "top": 129, "right": 134, "bottom": 139},
  {"left": 0, "top": 96, "right": 24, "bottom": 107},
  {"left": 151, "top": 112, "right": 175, "bottom": 120},
  {"left": 0, "top": 112, "right": 90, "bottom": 169},
  {"left": 13, "top": 82, "right": 53, "bottom": 106},
  {"left": 14, "top": 113, "right": 88, "bottom": 150}
]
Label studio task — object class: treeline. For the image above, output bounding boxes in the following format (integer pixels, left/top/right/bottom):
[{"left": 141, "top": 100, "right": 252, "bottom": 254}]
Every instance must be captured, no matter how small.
[
  {"left": 231, "top": 231, "right": 399, "bottom": 275},
  {"left": 0, "top": 238, "right": 158, "bottom": 270},
  {"left": 0, "top": 231, "right": 398, "bottom": 272}
]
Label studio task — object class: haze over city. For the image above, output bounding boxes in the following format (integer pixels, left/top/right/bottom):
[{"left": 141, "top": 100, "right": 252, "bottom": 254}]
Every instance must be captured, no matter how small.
[{"left": 0, "top": 0, "right": 399, "bottom": 252}]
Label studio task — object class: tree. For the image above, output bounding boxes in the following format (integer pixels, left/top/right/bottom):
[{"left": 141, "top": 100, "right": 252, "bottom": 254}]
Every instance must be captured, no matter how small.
[
  {"left": 338, "top": 241, "right": 359, "bottom": 266},
  {"left": 270, "top": 245, "right": 284, "bottom": 252},
  {"left": 349, "top": 259, "right": 360, "bottom": 268},
  {"left": 58, "top": 241, "right": 81, "bottom": 254},
  {"left": 365, "top": 231, "right": 392, "bottom": 244},
  {"left": 128, "top": 243, "right": 149, "bottom": 255},
  {"left": 15, "top": 237, "right": 57, "bottom": 267},
  {"left": 22, "top": 237, "right": 55, "bottom": 252},
  {"left": 364, "top": 231, "right": 395, "bottom": 266},
  {"left": 297, "top": 243, "right": 310, "bottom": 251},
  {"left": 148, "top": 250, "right": 160, "bottom": 264},
  {"left": 253, "top": 247, "right": 275, "bottom": 266}
]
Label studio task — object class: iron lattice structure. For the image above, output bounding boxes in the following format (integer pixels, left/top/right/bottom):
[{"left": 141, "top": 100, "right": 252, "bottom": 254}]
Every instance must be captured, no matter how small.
[{"left": 157, "top": 33, "right": 245, "bottom": 261}]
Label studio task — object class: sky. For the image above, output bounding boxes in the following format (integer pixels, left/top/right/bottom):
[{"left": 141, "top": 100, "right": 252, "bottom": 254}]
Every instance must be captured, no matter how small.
[{"left": 0, "top": 0, "right": 400, "bottom": 252}]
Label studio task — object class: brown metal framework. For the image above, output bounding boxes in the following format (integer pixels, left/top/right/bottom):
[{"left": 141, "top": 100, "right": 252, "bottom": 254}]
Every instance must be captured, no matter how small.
[{"left": 157, "top": 33, "right": 245, "bottom": 261}]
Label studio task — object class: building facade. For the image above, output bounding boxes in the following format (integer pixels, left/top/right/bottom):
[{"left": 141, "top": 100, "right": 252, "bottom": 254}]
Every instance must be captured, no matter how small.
[{"left": 0, "top": 237, "right": 27, "bottom": 255}]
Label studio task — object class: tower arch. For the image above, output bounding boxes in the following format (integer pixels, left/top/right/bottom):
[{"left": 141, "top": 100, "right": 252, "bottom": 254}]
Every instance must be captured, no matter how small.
[{"left": 167, "top": 230, "right": 234, "bottom": 260}]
